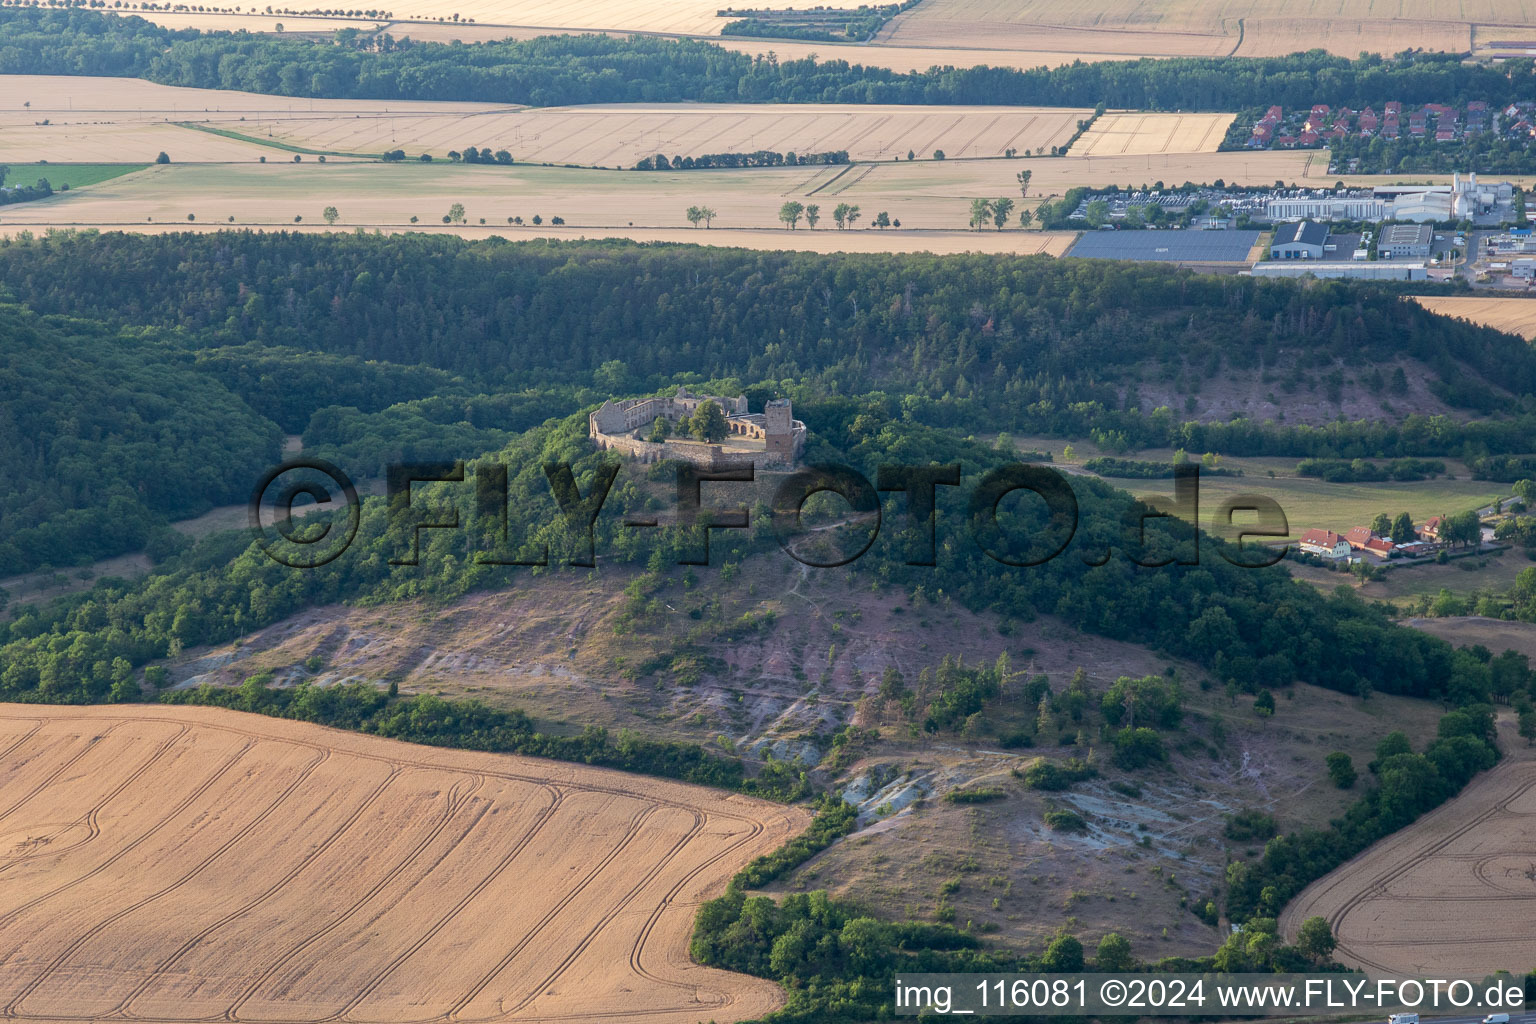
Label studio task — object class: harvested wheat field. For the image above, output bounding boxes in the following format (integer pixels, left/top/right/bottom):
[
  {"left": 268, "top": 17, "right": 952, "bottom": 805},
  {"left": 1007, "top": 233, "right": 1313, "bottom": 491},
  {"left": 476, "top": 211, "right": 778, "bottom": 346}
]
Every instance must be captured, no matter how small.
[
  {"left": 0, "top": 219, "right": 1081, "bottom": 255},
  {"left": 236, "top": 102, "right": 1091, "bottom": 166},
  {"left": 378, "top": 0, "right": 726, "bottom": 33},
  {"left": 878, "top": 0, "right": 1521, "bottom": 58},
  {"left": 1280, "top": 723, "right": 1536, "bottom": 975},
  {"left": 0, "top": 156, "right": 1320, "bottom": 240},
  {"left": 0, "top": 74, "right": 510, "bottom": 163},
  {"left": 96, "top": 9, "right": 1147, "bottom": 69},
  {"left": 1069, "top": 113, "right": 1236, "bottom": 158},
  {"left": 0, "top": 704, "right": 805, "bottom": 1024},
  {"left": 101, "top": 0, "right": 728, "bottom": 34},
  {"left": 1, "top": 74, "right": 510, "bottom": 117},
  {"left": 1411, "top": 296, "right": 1536, "bottom": 341},
  {"left": 3, "top": 77, "right": 1090, "bottom": 165}
]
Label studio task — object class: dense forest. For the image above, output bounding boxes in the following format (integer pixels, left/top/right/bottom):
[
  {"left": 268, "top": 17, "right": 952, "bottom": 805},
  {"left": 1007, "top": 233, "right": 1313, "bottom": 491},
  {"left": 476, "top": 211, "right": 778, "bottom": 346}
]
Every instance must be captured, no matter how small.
[
  {"left": 3, "top": 229, "right": 1532, "bottom": 573},
  {"left": 3, "top": 9, "right": 1535, "bottom": 111},
  {"left": 0, "top": 231, "right": 1528, "bottom": 448},
  {"left": 0, "top": 305, "right": 281, "bottom": 575}
]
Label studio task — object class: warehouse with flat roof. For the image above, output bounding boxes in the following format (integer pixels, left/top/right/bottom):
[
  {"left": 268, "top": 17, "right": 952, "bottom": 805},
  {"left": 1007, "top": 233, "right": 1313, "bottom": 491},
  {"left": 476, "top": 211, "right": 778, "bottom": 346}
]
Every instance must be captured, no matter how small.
[
  {"left": 1068, "top": 229, "right": 1261, "bottom": 262},
  {"left": 1249, "top": 261, "right": 1427, "bottom": 281},
  {"left": 1380, "top": 223, "right": 1433, "bottom": 259}
]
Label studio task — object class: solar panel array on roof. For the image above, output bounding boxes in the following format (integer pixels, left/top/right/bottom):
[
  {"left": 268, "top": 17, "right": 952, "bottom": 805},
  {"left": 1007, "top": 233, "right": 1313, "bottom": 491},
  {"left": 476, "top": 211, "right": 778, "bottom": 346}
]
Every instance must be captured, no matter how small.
[{"left": 1068, "top": 230, "right": 1262, "bottom": 262}]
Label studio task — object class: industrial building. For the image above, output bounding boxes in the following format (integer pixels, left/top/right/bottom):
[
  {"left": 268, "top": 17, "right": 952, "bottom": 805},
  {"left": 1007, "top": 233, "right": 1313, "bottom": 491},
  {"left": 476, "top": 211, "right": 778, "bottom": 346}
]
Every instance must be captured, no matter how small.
[
  {"left": 1267, "top": 172, "right": 1511, "bottom": 224},
  {"left": 1249, "top": 261, "right": 1427, "bottom": 281},
  {"left": 1067, "top": 229, "right": 1261, "bottom": 262},
  {"left": 1266, "top": 192, "right": 1388, "bottom": 221},
  {"left": 1270, "top": 221, "right": 1329, "bottom": 259},
  {"left": 1379, "top": 223, "right": 1433, "bottom": 258}
]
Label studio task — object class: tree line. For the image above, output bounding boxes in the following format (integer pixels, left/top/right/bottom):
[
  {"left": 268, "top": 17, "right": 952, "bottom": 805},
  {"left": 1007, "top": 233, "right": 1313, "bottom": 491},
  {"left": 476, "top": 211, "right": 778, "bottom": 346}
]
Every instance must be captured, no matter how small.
[
  {"left": 5, "top": 9, "right": 1536, "bottom": 112},
  {"left": 636, "top": 149, "right": 848, "bottom": 170}
]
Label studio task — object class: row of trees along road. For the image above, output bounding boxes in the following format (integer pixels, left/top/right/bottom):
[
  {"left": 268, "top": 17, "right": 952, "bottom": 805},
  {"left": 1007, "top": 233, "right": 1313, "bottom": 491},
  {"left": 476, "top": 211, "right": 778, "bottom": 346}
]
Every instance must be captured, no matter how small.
[{"left": 776, "top": 201, "right": 894, "bottom": 229}]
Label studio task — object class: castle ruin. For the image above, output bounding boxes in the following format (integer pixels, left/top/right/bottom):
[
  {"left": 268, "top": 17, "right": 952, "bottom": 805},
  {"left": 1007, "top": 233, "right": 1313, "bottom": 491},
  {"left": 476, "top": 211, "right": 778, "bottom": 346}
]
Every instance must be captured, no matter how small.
[{"left": 588, "top": 386, "right": 806, "bottom": 471}]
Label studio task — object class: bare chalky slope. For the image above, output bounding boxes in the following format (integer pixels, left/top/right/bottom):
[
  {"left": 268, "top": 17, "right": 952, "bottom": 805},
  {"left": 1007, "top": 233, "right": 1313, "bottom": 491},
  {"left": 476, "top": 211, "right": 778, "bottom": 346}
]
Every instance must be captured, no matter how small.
[{"left": 0, "top": 704, "right": 806, "bottom": 1024}]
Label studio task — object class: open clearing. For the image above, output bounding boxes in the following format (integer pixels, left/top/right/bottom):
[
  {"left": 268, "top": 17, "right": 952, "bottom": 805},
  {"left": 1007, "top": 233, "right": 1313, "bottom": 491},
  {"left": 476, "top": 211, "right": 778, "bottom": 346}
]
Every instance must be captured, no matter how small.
[
  {"left": 1069, "top": 113, "right": 1236, "bottom": 158},
  {"left": 1411, "top": 296, "right": 1536, "bottom": 341},
  {"left": 878, "top": 0, "right": 1528, "bottom": 58},
  {"left": 233, "top": 102, "right": 1092, "bottom": 166},
  {"left": 0, "top": 703, "right": 805, "bottom": 1023},
  {"left": 1281, "top": 716, "right": 1536, "bottom": 974},
  {"left": 1409, "top": 617, "right": 1536, "bottom": 662}
]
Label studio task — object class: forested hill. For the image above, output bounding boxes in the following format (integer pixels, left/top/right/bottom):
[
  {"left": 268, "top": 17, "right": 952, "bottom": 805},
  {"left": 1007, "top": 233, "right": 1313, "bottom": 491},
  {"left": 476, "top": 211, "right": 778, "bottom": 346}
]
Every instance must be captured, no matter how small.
[
  {"left": 0, "top": 305, "right": 281, "bottom": 575},
  {"left": 2, "top": 8, "right": 1534, "bottom": 110},
  {"left": 4, "top": 230, "right": 1534, "bottom": 576},
  {"left": 0, "top": 231, "right": 1528, "bottom": 441}
]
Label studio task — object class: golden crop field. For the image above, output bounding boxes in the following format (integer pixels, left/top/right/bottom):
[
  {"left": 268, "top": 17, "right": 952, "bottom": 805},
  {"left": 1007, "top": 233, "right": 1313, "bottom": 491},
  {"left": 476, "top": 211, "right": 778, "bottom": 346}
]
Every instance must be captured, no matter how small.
[
  {"left": 1069, "top": 113, "right": 1236, "bottom": 158},
  {"left": 0, "top": 74, "right": 509, "bottom": 163},
  {"left": 0, "top": 704, "right": 805, "bottom": 1023},
  {"left": 1411, "top": 296, "right": 1536, "bottom": 340},
  {"left": 0, "top": 153, "right": 1324, "bottom": 242},
  {"left": 235, "top": 102, "right": 1093, "bottom": 165},
  {"left": 97, "top": 9, "right": 1148, "bottom": 69},
  {"left": 1281, "top": 733, "right": 1536, "bottom": 974},
  {"left": 878, "top": 0, "right": 1520, "bottom": 58},
  {"left": 382, "top": 0, "right": 726, "bottom": 33},
  {"left": 106, "top": 0, "right": 729, "bottom": 34},
  {"left": 2, "top": 74, "right": 510, "bottom": 117}
]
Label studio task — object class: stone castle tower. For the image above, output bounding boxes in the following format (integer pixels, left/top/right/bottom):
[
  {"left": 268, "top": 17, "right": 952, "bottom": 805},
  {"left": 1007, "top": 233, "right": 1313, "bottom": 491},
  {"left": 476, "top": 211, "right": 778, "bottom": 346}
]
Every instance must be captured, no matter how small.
[{"left": 764, "top": 399, "right": 795, "bottom": 465}]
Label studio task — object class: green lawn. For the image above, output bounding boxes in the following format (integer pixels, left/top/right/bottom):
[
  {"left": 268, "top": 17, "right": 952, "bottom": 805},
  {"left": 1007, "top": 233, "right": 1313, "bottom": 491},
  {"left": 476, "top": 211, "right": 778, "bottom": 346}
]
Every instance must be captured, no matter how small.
[
  {"left": 4, "top": 163, "right": 147, "bottom": 189},
  {"left": 995, "top": 436, "right": 1506, "bottom": 541}
]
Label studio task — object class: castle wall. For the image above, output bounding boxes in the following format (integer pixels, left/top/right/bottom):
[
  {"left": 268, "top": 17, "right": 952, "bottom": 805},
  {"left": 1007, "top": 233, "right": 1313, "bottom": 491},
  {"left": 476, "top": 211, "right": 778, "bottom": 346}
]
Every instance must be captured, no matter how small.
[{"left": 589, "top": 389, "right": 804, "bottom": 471}]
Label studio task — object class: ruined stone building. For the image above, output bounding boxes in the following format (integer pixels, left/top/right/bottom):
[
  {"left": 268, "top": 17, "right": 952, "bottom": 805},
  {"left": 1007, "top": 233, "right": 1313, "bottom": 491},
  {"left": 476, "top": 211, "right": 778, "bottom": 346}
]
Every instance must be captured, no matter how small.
[{"left": 588, "top": 386, "right": 806, "bottom": 471}]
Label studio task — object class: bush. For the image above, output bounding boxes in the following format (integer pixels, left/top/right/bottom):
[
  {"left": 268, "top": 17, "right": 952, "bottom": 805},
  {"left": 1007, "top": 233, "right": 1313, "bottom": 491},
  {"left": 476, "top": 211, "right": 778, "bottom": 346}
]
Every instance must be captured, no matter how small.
[
  {"left": 1325, "top": 751, "right": 1357, "bottom": 789},
  {"left": 1224, "top": 808, "right": 1277, "bottom": 841},
  {"left": 1044, "top": 808, "right": 1087, "bottom": 832},
  {"left": 733, "top": 795, "right": 857, "bottom": 888},
  {"left": 1112, "top": 727, "right": 1166, "bottom": 769},
  {"left": 944, "top": 786, "right": 1007, "bottom": 804},
  {"left": 1020, "top": 757, "right": 1096, "bottom": 791}
]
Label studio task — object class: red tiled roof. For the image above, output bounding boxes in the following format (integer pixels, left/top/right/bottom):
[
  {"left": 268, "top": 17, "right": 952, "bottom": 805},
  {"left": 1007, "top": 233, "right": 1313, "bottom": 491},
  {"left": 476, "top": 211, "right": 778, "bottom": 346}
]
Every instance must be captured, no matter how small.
[{"left": 1344, "top": 526, "right": 1375, "bottom": 549}]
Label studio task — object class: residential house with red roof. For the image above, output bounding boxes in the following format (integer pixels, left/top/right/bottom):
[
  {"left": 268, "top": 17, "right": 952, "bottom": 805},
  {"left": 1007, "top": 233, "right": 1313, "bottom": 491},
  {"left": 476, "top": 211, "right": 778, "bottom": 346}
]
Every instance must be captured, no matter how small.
[{"left": 1300, "top": 529, "right": 1350, "bottom": 559}]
